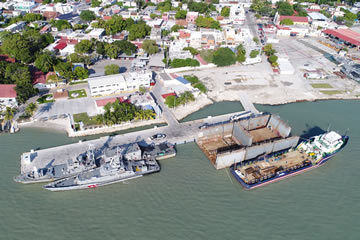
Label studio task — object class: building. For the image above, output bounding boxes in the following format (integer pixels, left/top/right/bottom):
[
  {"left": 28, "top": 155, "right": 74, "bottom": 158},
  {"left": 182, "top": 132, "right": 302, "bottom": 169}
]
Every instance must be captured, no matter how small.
[
  {"left": 274, "top": 12, "right": 309, "bottom": 25},
  {"left": 186, "top": 11, "right": 199, "bottom": 24},
  {"left": 308, "top": 12, "right": 329, "bottom": 28},
  {"left": 323, "top": 29, "right": 360, "bottom": 47},
  {"left": 14, "top": 0, "right": 37, "bottom": 12},
  {"left": 88, "top": 71, "right": 152, "bottom": 97},
  {"left": 87, "top": 28, "right": 105, "bottom": 40},
  {"left": 4, "top": 21, "right": 27, "bottom": 32},
  {"left": 0, "top": 84, "right": 17, "bottom": 111}
]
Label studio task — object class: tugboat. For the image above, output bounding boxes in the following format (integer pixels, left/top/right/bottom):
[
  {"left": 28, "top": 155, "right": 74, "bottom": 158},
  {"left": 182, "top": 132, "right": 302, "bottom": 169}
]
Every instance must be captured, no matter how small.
[
  {"left": 231, "top": 131, "right": 349, "bottom": 190},
  {"left": 44, "top": 145, "right": 160, "bottom": 191},
  {"left": 14, "top": 145, "right": 98, "bottom": 184}
]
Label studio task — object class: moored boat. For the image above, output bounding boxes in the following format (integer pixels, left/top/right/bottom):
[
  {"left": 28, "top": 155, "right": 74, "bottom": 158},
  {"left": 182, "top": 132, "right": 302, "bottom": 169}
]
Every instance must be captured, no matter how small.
[{"left": 231, "top": 131, "right": 349, "bottom": 190}]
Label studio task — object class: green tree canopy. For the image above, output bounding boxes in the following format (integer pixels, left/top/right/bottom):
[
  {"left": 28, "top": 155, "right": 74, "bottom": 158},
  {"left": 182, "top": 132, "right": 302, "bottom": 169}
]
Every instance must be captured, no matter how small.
[
  {"left": 23, "top": 13, "right": 43, "bottom": 22},
  {"left": 35, "top": 51, "right": 57, "bottom": 72},
  {"left": 196, "top": 16, "right": 221, "bottom": 29},
  {"left": 183, "top": 47, "right": 199, "bottom": 56},
  {"left": 268, "top": 55, "right": 278, "bottom": 64},
  {"left": 74, "top": 66, "right": 89, "bottom": 80},
  {"left": 221, "top": 7, "right": 230, "bottom": 17},
  {"left": 263, "top": 44, "right": 276, "bottom": 56},
  {"left": 128, "top": 22, "right": 151, "bottom": 41},
  {"left": 142, "top": 40, "right": 158, "bottom": 55},
  {"left": 91, "top": 0, "right": 101, "bottom": 7},
  {"left": 55, "top": 61, "right": 74, "bottom": 81},
  {"left": 175, "top": 10, "right": 187, "bottom": 19},
  {"left": 276, "top": 1, "right": 294, "bottom": 16},
  {"left": 80, "top": 10, "right": 96, "bottom": 22},
  {"left": 213, "top": 48, "right": 236, "bottom": 66},
  {"left": 170, "top": 58, "right": 200, "bottom": 68},
  {"left": 75, "top": 40, "right": 94, "bottom": 54},
  {"left": 171, "top": 24, "right": 184, "bottom": 32},
  {"left": 50, "top": 19, "right": 72, "bottom": 31},
  {"left": 104, "top": 64, "right": 120, "bottom": 75},
  {"left": 250, "top": 50, "right": 260, "bottom": 58},
  {"left": 113, "top": 40, "right": 137, "bottom": 55}
]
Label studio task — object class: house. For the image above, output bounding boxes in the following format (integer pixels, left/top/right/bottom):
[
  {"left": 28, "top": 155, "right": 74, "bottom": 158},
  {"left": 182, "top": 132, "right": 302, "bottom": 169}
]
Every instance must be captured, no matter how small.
[
  {"left": 308, "top": 12, "right": 329, "bottom": 28},
  {"left": 32, "top": 71, "right": 56, "bottom": 90},
  {"left": 4, "top": 21, "right": 27, "bottom": 32},
  {"left": 95, "top": 96, "right": 129, "bottom": 113},
  {"left": 186, "top": 12, "right": 199, "bottom": 24},
  {"left": 274, "top": 12, "right": 309, "bottom": 25},
  {"left": 0, "top": 84, "right": 17, "bottom": 111},
  {"left": 168, "top": 40, "right": 192, "bottom": 60},
  {"left": 87, "top": 28, "right": 105, "bottom": 40},
  {"left": 14, "top": 0, "right": 38, "bottom": 12},
  {"left": 0, "top": 54, "right": 16, "bottom": 63}
]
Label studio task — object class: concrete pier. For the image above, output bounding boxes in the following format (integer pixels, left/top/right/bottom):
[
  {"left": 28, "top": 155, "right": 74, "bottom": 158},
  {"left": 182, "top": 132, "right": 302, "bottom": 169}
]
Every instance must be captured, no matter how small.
[
  {"left": 239, "top": 92, "right": 259, "bottom": 114},
  {"left": 20, "top": 111, "right": 248, "bottom": 174}
]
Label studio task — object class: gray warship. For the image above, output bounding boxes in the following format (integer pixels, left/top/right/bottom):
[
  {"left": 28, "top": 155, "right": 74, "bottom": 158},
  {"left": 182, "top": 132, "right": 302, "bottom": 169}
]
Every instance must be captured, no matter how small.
[
  {"left": 14, "top": 145, "right": 98, "bottom": 184},
  {"left": 44, "top": 144, "right": 161, "bottom": 191}
]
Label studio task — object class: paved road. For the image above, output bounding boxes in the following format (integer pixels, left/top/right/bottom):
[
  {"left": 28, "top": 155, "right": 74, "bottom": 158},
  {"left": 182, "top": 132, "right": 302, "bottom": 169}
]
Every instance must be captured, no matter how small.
[{"left": 151, "top": 82, "right": 179, "bottom": 127}]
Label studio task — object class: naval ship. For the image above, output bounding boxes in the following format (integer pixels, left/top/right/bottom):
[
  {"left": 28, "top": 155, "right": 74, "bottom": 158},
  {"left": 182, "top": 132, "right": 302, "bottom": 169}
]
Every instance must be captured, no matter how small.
[
  {"left": 14, "top": 145, "right": 98, "bottom": 184},
  {"left": 231, "top": 131, "right": 349, "bottom": 190},
  {"left": 44, "top": 144, "right": 161, "bottom": 191}
]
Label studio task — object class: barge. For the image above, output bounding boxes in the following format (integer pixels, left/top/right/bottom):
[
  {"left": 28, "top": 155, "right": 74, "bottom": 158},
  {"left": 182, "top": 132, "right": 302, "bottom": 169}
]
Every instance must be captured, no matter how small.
[{"left": 231, "top": 131, "right": 349, "bottom": 190}]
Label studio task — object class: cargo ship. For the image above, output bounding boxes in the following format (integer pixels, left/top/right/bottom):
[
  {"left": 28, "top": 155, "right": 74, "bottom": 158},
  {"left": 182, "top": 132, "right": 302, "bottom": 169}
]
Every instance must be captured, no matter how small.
[{"left": 231, "top": 131, "right": 349, "bottom": 190}]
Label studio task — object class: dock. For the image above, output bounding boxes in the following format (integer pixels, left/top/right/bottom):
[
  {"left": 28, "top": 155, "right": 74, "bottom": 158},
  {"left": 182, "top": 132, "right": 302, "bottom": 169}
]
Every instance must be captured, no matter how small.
[
  {"left": 20, "top": 110, "right": 250, "bottom": 174},
  {"left": 239, "top": 92, "right": 259, "bottom": 114}
]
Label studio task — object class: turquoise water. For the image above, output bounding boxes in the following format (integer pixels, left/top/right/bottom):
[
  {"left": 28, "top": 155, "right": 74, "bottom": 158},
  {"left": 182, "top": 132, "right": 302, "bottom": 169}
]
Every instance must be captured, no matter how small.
[{"left": 0, "top": 100, "right": 359, "bottom": 240}]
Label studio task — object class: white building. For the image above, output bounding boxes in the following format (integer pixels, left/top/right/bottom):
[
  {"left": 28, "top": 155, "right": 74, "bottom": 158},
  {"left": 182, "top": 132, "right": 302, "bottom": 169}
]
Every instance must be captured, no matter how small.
[
  {"left": 4, "top": 21, "right": 26, "bottom": 32},
  {"left": 88, "top": 71, "right": 152, "bottom": 97},
  {"left": 87, "top": 28, "right": 105, "bottom": 40},
  {"left": 169, "top": 40, "right": 192, "bottom": 60},
  {"left": 0, "top": 84, "right": 17, "bottom": 111},
  {"left": 13, "top": 0, "right": 37, "bottom": 12}
]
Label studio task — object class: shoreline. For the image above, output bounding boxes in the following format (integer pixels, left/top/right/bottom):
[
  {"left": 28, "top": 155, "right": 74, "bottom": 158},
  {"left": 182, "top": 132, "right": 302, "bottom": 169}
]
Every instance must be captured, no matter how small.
[{"left": 16, "top": 97, "right": 359, "bottom": 137}]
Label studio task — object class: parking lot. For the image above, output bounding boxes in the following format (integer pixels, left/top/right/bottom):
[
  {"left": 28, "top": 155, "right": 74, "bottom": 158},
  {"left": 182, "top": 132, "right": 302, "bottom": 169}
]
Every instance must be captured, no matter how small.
[
  {"left": 88, "top": 59, "right": 133, "bottom": 78},
  {"left": 34, "top": 97, "right": 98, "bottom": 120}
]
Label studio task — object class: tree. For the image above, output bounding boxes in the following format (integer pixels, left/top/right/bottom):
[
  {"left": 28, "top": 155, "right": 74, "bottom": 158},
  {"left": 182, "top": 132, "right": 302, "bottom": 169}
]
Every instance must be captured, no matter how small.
[
  {"left": 139, "top": 85, "right": 147, "bottom": 94},
  {"left": 263, "top": 44, "right": 276, "bottom": 56},
  {"left": 113, "top": 40, "right": 137, "bottom": 55},
  {"left": 55, "top": 61, "right": 74, "bottom": 81},
  {"left": 268, "top": 55, "right": 278, "bottom": 64},
  {"left": 171, "top": 24, "right": 184, "bottom": 32},
  {"left": 75, "top": 40, "right": 94, "bottom": 54},
  {"left": 74, "top": 66, "right": 89, "bottom": 80},
  {"left": 25, "top": 103, "right": 37, "bottom": 116},
  {"left": 183, "top": 47, "right": 199, "bottom": 56},
  {"left": 104, "top": 64, "right": 120, "bottom": 75},
  {"left": 253, "top": 37, "right": 260, "bottom": 44},
  {"left": 251, "top": 0, "right": 272, "bottom": 16},
  {"left": 213, "top": 48, "right": 236, "bottom": 67},
  {"left": 50, "top": 19, "right": 71, "bottom": 31},
  {"left": 35, "top": 51, "right": 56, "bottom": 72},
  {"left": 250, "top": 50, "right": 260, "bottom": 58},
  {"left": 4, "top": 107, "right": 14, "bottom": 122},
  {"left": 221, "top": 7, "right": 230, "bottom": 17},
  {"left": 1, "top": 34, "right": 33, "bottom": 63},
  {"left": 91, "top": 0, "right": 101, "bottom": 7},
  {"left": 150, "top": 13, "right": 158, "bottom": 19},
  {"left": 280, "top": 19, "right": 294, "bottom": 25},
  {"left": 95, "top": 41, "right": 106, "bottom": 55},
  {"left": 165, "top": 95, "right": 177, "bottom": 108},
  {"left": 142, "top": 40, "right": 158, "bottom": 55},
  {"left": 80, "top": 10, "right": 96, "bottom": 22},
  {"left": 105, "top": 43, "right": 120, "bottom": 59},
  {"left": 128, "top": 22, "right": 151, "bottom": 41},
  {"left": 195, "top": 16, "right": 221, "bottom": 29},
  {"left": 276, "top": 1, "right": 294, "bottom": 16},
  {"left": 170, "top": 58, "right": 200, "bottom": 68},
  {"left": 175, "top": 10, "right": 187, "bottom": 19},
  {"left": 23, "top": 13, "right": 43, "bottom": 22}
]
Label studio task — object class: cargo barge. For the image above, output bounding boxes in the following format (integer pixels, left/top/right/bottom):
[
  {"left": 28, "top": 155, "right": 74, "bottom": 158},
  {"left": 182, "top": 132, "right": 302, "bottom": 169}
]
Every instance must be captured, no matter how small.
[{"left": 231, "top": 131, "right": 349, "bottom": 190}]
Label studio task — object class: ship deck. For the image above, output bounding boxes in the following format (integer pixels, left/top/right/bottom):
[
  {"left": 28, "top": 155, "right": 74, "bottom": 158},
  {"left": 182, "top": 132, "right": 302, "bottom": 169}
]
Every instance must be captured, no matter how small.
[
  {"left": 248, "top": 127, "right": 280, "bottom": 143},
  {"left": 236, "top": 150, "right": 311, "bottom": 183}
]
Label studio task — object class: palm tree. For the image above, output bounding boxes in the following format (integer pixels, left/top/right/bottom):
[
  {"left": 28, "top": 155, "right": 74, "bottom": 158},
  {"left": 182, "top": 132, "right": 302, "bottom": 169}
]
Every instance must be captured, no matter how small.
[
  {"left": 25, "top": 103, "right": 37, "bottom": 116},
  {"left": 4, "top": 107, "right": 14, "bottom": 122}
]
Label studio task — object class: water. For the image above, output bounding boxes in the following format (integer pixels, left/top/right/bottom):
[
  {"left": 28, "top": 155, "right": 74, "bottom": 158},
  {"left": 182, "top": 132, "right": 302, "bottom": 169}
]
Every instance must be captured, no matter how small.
[{"left": 0, "top": 100, "right": 359, "bottom": 240}]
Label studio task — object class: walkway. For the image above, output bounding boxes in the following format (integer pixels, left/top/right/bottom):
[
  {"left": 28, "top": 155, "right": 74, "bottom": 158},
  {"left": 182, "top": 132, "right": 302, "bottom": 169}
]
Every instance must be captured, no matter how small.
[{"left": 239, "top": 92, "right": 259, "bottom": 114}]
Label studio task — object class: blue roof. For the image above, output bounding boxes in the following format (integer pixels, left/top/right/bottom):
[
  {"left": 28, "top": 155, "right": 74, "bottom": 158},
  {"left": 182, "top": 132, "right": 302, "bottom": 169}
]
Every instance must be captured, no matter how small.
[{"left": 175, "top": 77, "right": 190, "bottom": 85}]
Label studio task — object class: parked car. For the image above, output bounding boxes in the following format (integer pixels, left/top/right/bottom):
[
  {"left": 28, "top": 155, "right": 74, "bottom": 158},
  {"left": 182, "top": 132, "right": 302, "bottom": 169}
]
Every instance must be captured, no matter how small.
[
  {"left": 149, "top": 133, "right": 167, "bottom": 141},
  {"left": 199, "top": 123, "right": 210, "bottom": 129}
]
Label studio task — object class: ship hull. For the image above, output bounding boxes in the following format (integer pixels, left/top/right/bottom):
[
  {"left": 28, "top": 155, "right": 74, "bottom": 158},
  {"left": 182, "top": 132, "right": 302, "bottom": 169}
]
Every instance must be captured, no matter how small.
[
  {"left": 231, "top": 136, "right": 349, "bottom": 190},
  {"left": 44, "top": 167, "right": 160, "bottom": 191}
]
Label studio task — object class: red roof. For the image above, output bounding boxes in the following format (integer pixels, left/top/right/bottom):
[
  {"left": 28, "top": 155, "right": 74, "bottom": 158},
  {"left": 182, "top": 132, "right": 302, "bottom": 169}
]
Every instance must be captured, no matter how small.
[
  {"left": 103, "top": 16, "right": 112, "bottom": 20},
  {"left": 276, "top": 25, "right": 291, "bottom": 30},
  {"left": 323, "top": 29, "right": 360, "bottom": 46},
  {"left": 279, "top": 16, "right": 308, "bottom": 23},
  {"left": 195, "top": 54, "right": 207, "bottom": 65},
  {"left": 0, "top": 84, "right": 17, "bottom": 98},
  {"left": 161, "top": 92, "right": 176, "bottom": 99},
  {"left": 54, "top": 42, "right": 67, "bottom": 50},
  {"left": 0, "top": 54, "right": 15, "bottom": 63},
  {"left": 32, "top": 71, "right": 46, "bottom": 85},
  {"left": 179, "top": 31, "right": 191, "bottom": 39}
]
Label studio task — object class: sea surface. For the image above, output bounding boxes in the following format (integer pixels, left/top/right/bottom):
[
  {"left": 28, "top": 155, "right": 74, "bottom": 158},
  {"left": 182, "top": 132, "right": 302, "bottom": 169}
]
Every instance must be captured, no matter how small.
[{"left": 0, "top": 100, "right": 359, "bottom": 240}]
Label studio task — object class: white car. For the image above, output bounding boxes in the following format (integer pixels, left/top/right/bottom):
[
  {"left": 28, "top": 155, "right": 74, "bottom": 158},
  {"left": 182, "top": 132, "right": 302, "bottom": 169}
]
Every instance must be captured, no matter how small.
[{"left": 149, "top": 133, "right": 167, "bottom": 141}]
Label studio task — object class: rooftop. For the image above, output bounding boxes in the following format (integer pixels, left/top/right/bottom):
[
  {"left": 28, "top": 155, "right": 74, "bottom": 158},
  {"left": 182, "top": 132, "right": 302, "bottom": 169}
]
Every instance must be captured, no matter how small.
[{"left": 0, "top": 84, "right": 16, "bottom": 98}]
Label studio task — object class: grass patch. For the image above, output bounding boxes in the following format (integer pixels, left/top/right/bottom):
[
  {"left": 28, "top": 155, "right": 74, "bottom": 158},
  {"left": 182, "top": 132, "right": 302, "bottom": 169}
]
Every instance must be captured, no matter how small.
[
  {"left": 311, "top": 83, "right": 333, "bottom": 88},
  {"left": 320, "top": 90, "right": 344, "bottom": 95},
  {"left": 70, "top": 80, "right": 88, "bottom": 85},
  {"left": 199, "top": 49, "right": 214, "bottom": 63},
  {"left": 184, "top": 75, "right": 207, "bottom": 93},
  {"left": 37, "top": 94, "right": 55, "bottom": 104},
  {"left": 73, "top": 112, "right": 98, "bottom": 126},
  {"left": 69, "top": 89, "right": 87, "bottom": 99}
]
